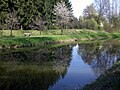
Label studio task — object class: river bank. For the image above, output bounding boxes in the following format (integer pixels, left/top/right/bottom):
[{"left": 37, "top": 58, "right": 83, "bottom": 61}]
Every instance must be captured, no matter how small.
[
  {"left": 82, "top": 60, "right": 120, "bottom": 90},
  {"left": 0, "top": 30, "right": 120, "bottom": 49}
]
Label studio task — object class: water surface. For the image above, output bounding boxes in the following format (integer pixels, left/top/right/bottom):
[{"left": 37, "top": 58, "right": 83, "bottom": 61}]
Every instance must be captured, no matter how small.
[
  {"left": 0, "top": 40, "right": 120, "bottom": 90},
  {"left": 49, "top": 44, "right": 98, "bottom": 90}
]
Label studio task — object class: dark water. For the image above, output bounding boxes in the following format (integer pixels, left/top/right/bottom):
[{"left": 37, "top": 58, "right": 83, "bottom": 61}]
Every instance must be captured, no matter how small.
[{"left": 0, "top": 40, "right": 120, "bottom": 90}]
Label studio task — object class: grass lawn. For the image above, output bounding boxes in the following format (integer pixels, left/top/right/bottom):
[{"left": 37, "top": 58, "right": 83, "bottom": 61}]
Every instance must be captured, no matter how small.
[{"left": 0, "top": 29, "right": 120, "bottom": 48}]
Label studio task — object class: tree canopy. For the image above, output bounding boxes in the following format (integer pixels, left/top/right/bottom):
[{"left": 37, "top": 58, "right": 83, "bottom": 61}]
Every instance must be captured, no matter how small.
[{"left": 0, "top": 0, "right": 72, "bottom": 30}]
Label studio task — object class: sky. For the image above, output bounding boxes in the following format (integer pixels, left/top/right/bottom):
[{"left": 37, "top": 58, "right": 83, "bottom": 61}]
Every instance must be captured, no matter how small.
[{"left": 69, "top": 0, "right": 94, "bottom": 19}]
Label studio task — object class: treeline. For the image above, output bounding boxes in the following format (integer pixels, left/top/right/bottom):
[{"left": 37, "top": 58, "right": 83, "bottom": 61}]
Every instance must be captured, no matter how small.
[
  {"left": 1, "top": 0, "right": 120, "bottom": 33},
  {"left": 0, "top": 0, "right": 72, "bottom": 30},
  {"left": 73, "top": 0, "right": 120, "bottom": 32}
]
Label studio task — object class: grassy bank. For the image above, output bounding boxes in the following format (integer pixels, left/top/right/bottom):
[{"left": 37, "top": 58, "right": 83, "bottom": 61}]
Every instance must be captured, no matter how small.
[
  {"left": 0, "top": 29, "right": 120, "bottom": 37},
  {"left": 0, "top": 29, "right": 120, "bottom": 49},
  {"left": 0, "top": 29, "right": 108, "bottom": 36},
  {"left": 82, "top": 60, "right": 120, "bottom": 90}
]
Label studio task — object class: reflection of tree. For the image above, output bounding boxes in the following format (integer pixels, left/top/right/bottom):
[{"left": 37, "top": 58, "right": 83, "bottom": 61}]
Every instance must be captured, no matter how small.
[
  {"left": 0, "top": 64, "right": 60, "bottom": 90},
  {"left": 79, "top": 44, "right": 97, "bottom": 64},
  {"left": 78, "top": 42, "right": 120, "bottom": 76},
  {"left": 0, "top": 45, "right": 72, "bottom": 90},
  {"left": 52, "top": 46, "right": 72, "bottom": 78}
]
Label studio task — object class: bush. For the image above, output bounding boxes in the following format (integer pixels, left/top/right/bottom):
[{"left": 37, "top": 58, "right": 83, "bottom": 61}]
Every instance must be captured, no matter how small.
[
  {"left": 85, "top": 18, "right": 98, "bottom": 30},
  {"left": 103, "top": 20, "right": 112, "bottom": 32},
  {"left": 112, "top": 16, "right": 120, "bottom": 32},
  {"left": 0, "top": 30, "right": 3, "bottom": 36},
  {"left": 79, "top": 16, "right": 86, "bottom": 29}
]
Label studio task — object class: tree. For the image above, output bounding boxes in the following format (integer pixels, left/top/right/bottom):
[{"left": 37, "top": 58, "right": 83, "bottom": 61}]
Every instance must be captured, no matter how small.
[
  {"left": 103, "top": 20, "right": 112, "bottom": 32},
  {"left": 83, "top": 4, "right": 98, "bottom": 19},
  {"left": 28, "top": 17, "right": 45, "bottom": 35},
  {"left": 53, "top": 1, "right": 72, "bottom": 34},
  {"left": 86, "top": 18, "right": 98, "bottom": 30},
  {"left": 94, "top": 0, "right": 110, "bottom": 23},
  {"left": 5, "top": 12, "right": 19, "bottom": 36},
  {"left": 0, "top": 0, "right": 72, "bottom": 30},
  {"left": 93, "top": 0, "right": 120, "bottom": 32},
  {"left": 79, "top": 16, "right": 86, "bottom": 29},
  {"left": 112, "top": 16, "right": 120, "bottom": 32},
  {"left": 94, "top": 0, "right": 107, "bottom": 16},
  {"left": 0, "top": 0, "right": 8, "bottom": 30},
  {"left": 68, "top": 17, "right": 79, "bottom": 29},
  {"left": 17, "top": 0, "right": 42, "bottom": 29}
]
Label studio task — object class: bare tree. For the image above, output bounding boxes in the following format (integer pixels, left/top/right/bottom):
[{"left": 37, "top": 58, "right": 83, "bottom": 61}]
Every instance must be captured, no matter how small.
[
  {"left": 94, "top": 0, "right": 110, "bottom": 23},
  {"left": 93, "top": 0, "right": 120, "bottom": 32},
  {"left": 5, "top": 12, "right": 19, "bottom": 36},
  {"left": 83, "top": 4, "right": 98, "bottom": 19},
  {"left": 94, "top": 0, "right": 120, "bottom": 22}
]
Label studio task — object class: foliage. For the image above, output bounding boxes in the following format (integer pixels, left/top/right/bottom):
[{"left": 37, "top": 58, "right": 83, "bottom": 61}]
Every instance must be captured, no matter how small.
[
  {"left": 112, "top": 16, "right": 120, "bottom": 32},
  {"left": 79, "top": 17, "right": 98, "bottom": 30},
  {"left": 103, "top": 20, "right": 112, "bottom": 32},
  {"left": 93, "top": 0, "right": 120, "bottom": 32},
  {"left": 79, "top": 16, "right": 86, "bottom": 29},
  {"left": 85, "top": 18, "right": 98, "bottom": 30},
  {"left": 83, "top": 4, "right": 98, "bottom": 19},
  {"left": 0, "top": 0, "right": 72, "bottom": 30},
  {"left": 68, "top": 17, "right": 79, "bottom": 29},
  {"left": 53, "top": 1, "right": 72, "bottom": 29},
  {"left": 80, "top": 0, "right": 120, "bottom": 32}
]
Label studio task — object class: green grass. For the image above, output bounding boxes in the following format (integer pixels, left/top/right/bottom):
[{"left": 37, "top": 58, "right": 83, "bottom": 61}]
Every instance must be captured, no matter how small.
[
  {"left": 82, "top": 60, "right": 120, "bottom": 90},
  {"left": 0, "top": 29, "right": 120, "bottom": 48},
  {"left": 0, "top": 29, "right": 110, "bottom": 36}
]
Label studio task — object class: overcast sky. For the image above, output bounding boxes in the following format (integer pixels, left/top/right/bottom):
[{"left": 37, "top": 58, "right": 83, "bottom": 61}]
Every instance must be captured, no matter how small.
[{"left": 69, "top": 0, "right": 94, "bottom": 19}]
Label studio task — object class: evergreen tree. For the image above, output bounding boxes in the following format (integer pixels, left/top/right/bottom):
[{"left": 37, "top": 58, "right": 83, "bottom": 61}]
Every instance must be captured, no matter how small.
[{"left": 0, "top": 0, "right": 73, "bottom": 30}]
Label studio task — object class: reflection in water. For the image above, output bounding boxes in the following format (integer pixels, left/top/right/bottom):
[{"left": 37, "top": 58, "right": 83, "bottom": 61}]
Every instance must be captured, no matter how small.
[
  {"left": 0, "top": 46, "right": 72, "bottom": 90},
  {"left": 79, "top": 43, "right": 120, "bottom": 77},
  {"left": 49, "top": 44, "right": 97, "bottom": 90},
  {"left": 0, "top": 40, "right": 120, "bottom": 90}
]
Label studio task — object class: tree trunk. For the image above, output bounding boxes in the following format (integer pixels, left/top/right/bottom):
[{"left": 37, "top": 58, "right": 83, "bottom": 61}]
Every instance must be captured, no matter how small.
[
  {"left": 61, "top": 29, "right": 63, "bottom": 35},
  {"left": 40, "top": 30, "right": 42, "bottom": 35},
  {"left": 10, "top": 29, "right": 12, "bottom": 36},
  {"left": 10, "top": 25, "right": 13, "bottom": 36}
]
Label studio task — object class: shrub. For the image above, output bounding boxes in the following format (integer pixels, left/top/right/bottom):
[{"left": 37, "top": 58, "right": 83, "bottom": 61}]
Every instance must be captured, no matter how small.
[
  {"left": 103, "top": 20, "right": 112, "bottom": 32},
  {"left": 86, "top": 18, "right": 98, "bottom": 30}
]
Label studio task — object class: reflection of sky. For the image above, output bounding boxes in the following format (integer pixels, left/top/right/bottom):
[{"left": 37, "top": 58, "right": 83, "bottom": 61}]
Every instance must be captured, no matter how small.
[{"left": 49, "top": 44, "right": 97, "bottom": 90}]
